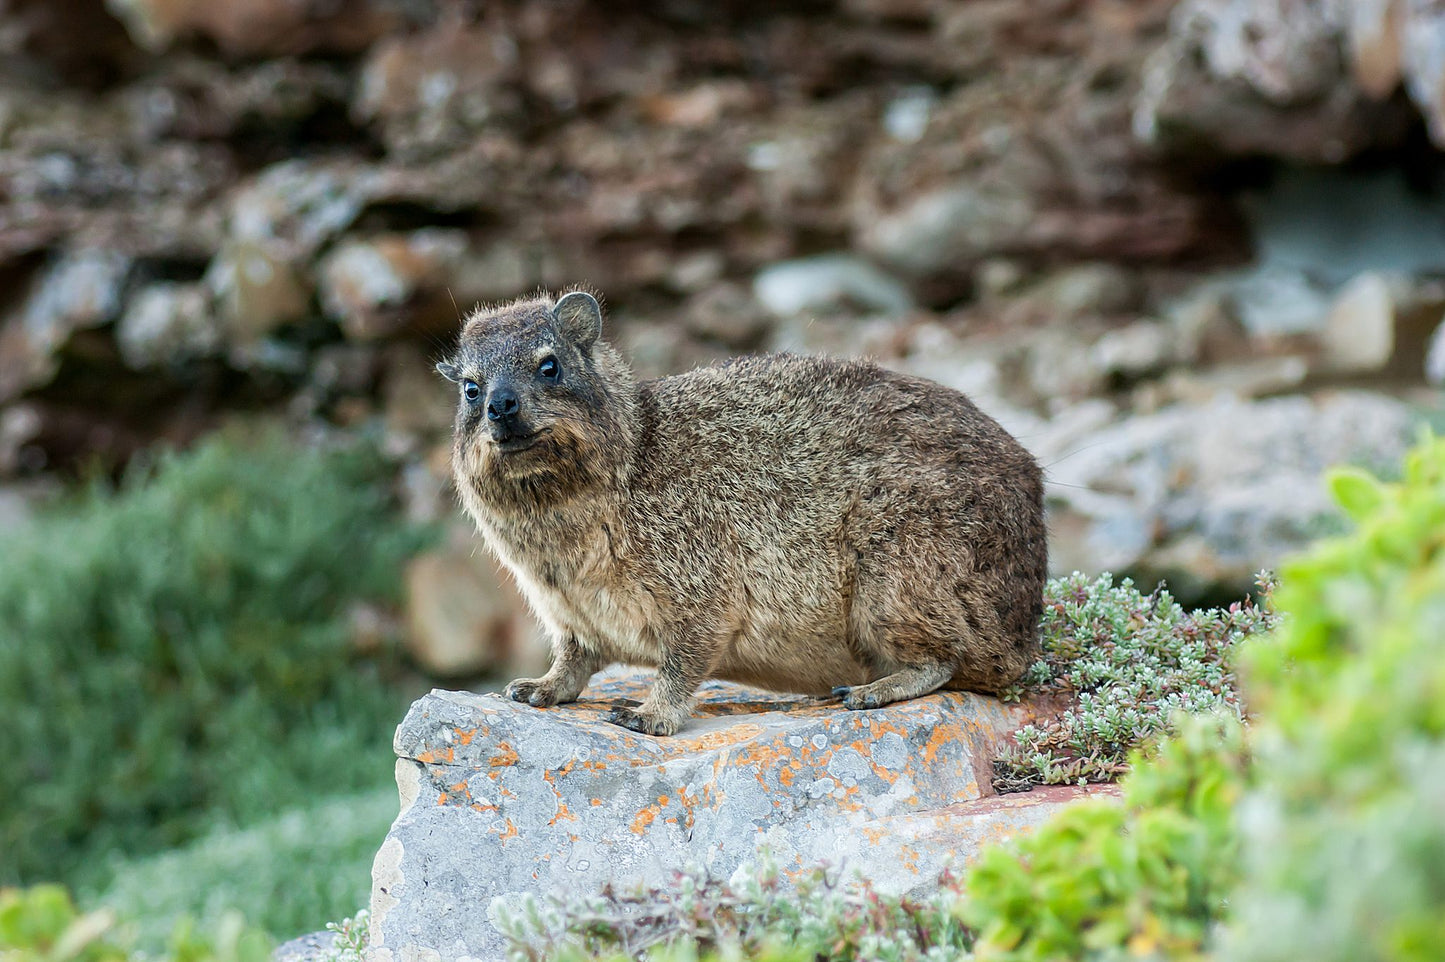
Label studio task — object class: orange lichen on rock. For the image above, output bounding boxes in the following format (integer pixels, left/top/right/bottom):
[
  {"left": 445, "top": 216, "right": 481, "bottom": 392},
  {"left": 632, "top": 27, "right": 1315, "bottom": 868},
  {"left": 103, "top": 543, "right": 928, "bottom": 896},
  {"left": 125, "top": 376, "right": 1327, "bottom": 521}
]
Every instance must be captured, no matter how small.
[{"left": 380, "top": 674, "right": 1083, "bottom": 962}]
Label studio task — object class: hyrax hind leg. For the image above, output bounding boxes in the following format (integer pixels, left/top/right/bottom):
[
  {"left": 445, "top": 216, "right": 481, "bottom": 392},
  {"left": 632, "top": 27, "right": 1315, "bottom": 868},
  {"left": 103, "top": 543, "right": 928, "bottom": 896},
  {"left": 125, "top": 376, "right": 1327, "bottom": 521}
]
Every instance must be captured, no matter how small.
[
  {"left": 831, "top": 662, "right": 955, "bottom": 710},
  {"left": 837, "top": 549, "right": 1019, "bottom": 710}
]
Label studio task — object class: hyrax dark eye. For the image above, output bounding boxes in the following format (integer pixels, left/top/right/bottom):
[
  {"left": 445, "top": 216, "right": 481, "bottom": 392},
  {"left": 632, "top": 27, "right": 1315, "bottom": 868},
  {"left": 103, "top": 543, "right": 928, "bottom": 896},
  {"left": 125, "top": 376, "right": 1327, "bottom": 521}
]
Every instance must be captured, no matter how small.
[
  {"left": 538, "top": 356, "right": 560, "bottom": 380},
  {"left": 463, "top": 380, "right": 481, "bottom": 403}
]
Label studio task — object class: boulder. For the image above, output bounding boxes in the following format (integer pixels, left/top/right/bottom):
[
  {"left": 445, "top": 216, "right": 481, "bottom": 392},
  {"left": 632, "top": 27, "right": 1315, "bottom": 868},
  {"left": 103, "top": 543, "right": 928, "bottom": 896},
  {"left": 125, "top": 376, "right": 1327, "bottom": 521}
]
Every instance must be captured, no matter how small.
[
  {"left": 368, "top": 676, "right": 1103, "bottom": 962},
  {"left": 1428, "top": 320, "right": 1445, "bottom": 387},
  {"left": 318, "top": 232, "right": 469, "bottom": 341},
  {"left": 107, "top": 0, "right": 405, "bottom": 56},
  {"left": 116, "top": 282, "right": 218, "bottom": 368},
  {"left": 0, "top": 249, "right": 131, "bottom": 402},
  {"left": 1044, "top": 390, "right": 1419, "bottom": 599},
  {"left": 353, "top": 16, "right": 525, "bottom": 160},
  {"left": 401, "top": 526, "right": 548, "bottom": 680},
  {"left": 753, "top": 254, "right": 914, "bottom": 319},
  {"left": 1320, "top": 272, "right": 1445, "bottom": 379},
  {"left": 1134, "top": 0, "right": 1410, "bottom": 162}
]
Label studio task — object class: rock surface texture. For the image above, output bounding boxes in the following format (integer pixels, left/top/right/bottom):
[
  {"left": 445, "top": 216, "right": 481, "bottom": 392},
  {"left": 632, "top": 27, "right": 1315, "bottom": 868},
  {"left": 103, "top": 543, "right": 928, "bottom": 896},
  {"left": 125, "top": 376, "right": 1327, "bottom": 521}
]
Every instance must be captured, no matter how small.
[{"left": 368, "top": 675, "right": 1108, "bottom": 962}]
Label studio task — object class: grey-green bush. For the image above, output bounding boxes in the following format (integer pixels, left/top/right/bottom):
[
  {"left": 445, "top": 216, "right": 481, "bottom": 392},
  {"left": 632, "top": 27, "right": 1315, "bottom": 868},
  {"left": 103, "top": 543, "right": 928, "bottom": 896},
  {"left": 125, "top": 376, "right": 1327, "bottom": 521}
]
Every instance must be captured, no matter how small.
[
  {"left": 995, "top": 572, "right": 1272, "bottom": 788},
  {"left": 0, "top": 430, "right": 431, "bottom": 889}
]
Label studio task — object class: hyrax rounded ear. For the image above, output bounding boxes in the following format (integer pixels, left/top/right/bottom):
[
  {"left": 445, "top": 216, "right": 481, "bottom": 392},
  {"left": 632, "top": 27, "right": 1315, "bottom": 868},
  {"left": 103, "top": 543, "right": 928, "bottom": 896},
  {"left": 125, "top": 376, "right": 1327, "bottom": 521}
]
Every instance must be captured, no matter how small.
[
  {"left": 435, "top": 360, "right": 461, "bottom": 382},
  {"left": 552, "top": 291, "right": 602, "bottom": 349}
]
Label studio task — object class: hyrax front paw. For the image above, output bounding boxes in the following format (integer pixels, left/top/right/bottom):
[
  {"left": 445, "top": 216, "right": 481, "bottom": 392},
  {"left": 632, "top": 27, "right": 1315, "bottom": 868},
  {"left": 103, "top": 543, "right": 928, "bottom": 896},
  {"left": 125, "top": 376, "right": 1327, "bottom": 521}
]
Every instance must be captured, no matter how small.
[
  {"left": 504, "top": 678, "right": 561, "bottom": 708},
  {"left": 605, "top": 705, "right": 680, "bottom": 737},
  {"left": 832, "top": 685, "right": 885, "bottom": 710}
]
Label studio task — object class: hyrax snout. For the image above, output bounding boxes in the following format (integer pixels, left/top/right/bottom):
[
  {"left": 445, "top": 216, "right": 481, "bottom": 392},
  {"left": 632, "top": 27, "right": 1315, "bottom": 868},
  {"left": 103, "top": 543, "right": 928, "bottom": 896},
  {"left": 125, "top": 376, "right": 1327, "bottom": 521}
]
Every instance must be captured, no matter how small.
[{"left": 439, "top": 290, "right": 1047, "bottom": 736}]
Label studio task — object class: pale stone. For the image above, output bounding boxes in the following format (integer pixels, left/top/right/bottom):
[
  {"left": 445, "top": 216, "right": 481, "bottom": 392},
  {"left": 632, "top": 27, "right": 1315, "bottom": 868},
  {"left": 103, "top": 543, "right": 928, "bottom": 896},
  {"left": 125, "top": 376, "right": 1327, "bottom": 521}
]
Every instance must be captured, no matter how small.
[
  {"left": 753, "top": 254, "right": 913, "bottom": 319},
  {"left": 367, "top": 677, "right": 1095, "bottom": 962},
  {"left": 1321, "top": 271, "right": 1445, "bottom": 377},
  {"left": 403, "top": 543, "right": 545, "bottom": 679}
]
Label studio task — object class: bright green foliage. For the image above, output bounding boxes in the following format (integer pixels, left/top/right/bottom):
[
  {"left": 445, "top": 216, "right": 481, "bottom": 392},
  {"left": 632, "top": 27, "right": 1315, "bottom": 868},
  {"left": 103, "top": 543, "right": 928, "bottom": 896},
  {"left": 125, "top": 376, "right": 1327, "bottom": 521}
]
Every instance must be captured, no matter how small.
[
  {"left": 1222, "top": 433, "right": 1445, "bottom": 962},
  {"left": 0, "top": 886, "right": 128, "bottom": 962},
  {"left": 154, "top": 914, "right": 272, "bottom": 962},
  {"left": 0, "top": 886, "right": 270, "bottom": 962},
  {"left": 89, "top": 790, "right": 396, "bottom": 952},
  {"left": 0, "top": 431, "right": 432, "bottom": 889},
  {"left": 495, "top": 855, "right": 973, "bottom": 962},
  {"left": 962, "top": 713, "right": 1246, "bottom": 961},
  {"left": 996, "top": 573, "right": 1272, "bottom": 788}
]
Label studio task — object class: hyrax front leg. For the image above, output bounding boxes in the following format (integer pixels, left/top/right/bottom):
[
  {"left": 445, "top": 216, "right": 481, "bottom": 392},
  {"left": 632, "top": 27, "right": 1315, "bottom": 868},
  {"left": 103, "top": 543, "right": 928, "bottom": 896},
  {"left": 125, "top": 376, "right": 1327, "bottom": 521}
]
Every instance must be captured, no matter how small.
[
  {"left": 606, "top": 646, "right": 708, "bottom": 737},
  {"left": 505, "top": 634, "right": 602, "bottom": 708}
]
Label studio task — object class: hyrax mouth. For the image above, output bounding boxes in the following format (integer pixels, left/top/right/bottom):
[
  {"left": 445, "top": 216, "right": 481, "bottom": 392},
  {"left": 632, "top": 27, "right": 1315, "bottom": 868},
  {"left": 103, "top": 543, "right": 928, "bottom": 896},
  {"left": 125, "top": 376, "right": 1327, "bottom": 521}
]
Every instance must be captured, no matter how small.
[{"left": 493, "top": 431, "right": 546, "bottom": 454}]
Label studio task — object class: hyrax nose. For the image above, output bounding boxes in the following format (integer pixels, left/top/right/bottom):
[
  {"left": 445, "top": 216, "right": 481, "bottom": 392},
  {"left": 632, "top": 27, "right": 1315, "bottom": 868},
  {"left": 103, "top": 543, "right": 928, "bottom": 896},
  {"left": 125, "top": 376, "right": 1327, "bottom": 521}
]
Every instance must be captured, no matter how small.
[{"left": 486, "top": 386, "right": 520, "bottom": 422}]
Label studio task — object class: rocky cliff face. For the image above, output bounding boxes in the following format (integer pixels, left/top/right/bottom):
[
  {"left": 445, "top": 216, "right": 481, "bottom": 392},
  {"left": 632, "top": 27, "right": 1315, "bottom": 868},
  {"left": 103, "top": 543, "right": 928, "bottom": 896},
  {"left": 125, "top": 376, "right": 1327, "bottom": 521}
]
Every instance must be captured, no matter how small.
[{"left": 1, "top": 0, "right": 1442, "bottom": 654}]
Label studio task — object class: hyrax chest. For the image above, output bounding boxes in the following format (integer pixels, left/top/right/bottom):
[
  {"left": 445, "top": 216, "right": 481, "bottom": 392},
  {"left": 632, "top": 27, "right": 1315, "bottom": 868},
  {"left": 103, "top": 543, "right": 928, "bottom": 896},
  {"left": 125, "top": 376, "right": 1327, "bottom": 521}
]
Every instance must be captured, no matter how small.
[{"left": 486, "top": 518, "right": 662, "bottom": 664}]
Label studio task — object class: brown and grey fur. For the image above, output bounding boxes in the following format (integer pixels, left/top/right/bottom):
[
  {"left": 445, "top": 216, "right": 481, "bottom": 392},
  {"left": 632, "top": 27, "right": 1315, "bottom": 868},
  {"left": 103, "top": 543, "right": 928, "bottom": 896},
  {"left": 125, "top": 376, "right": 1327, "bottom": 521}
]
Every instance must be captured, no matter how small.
[{"left": 437, "top": 290, "right": 1047, "bottom": 736}]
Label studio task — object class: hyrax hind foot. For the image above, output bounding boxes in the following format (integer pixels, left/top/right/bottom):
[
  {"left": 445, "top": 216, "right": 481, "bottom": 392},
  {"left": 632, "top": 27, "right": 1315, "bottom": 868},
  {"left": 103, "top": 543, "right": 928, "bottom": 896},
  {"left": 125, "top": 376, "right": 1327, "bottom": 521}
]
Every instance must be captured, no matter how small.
[
  {"left": 606, "top": 705, "right": 682, "bottom": 737},
  {"left": 833, "top": 663, "right": 955, "bottom": 711},
  {"left": 505, "top": 678, "right": 569, "bottom": 708}
]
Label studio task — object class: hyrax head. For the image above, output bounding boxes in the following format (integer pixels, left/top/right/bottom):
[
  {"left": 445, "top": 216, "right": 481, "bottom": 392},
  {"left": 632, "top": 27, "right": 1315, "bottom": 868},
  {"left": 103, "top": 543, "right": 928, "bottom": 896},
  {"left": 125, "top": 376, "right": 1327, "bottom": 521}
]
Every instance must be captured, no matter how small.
[{"left": 437, "top": 291, "right": 609, "bottom": 475}]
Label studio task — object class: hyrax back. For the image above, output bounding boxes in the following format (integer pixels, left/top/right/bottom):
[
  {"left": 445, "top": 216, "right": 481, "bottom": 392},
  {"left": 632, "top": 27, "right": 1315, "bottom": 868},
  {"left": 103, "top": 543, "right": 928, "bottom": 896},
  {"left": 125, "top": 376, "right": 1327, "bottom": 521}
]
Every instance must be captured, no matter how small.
[{"left": 439, "top": 291, "right": 1047, "bottom": 736}]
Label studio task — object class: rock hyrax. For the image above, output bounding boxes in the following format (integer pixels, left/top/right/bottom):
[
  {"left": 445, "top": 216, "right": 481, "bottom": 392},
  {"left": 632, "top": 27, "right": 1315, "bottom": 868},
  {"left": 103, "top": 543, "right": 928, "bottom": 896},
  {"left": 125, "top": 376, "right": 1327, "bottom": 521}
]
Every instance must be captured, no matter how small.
[{"left": 438, "top": 290, "right": 1046, "bottom": 736}]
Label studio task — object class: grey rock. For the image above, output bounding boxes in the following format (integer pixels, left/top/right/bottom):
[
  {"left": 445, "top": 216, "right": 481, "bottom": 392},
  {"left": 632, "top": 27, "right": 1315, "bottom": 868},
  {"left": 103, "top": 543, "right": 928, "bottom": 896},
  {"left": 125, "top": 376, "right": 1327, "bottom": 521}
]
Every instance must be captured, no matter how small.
[
  {"left": 858, "top": 184, "right": 1036, "bottom": 278},
  {"left": 1027, "top": 264, "right": 1142, "bottom": 320},
  {"left": 753, "top": 254, "right": 914, "bottom": 319},
  {"left": 273, "top": 930, "right": 339, "bottom": 962},
  {"left": 1023, "top": 327, "right": 1111, "bottom": 402},
  {"left": 0, "top": 249, "right": 131, "bottom": 402},
  {"left": 108, "top": 0, "right": 404, "bottom": 56},
  {"left": 1223, "top": 265, "right": 1334, "bottom": 337},
  {"left": 205, "top": 160, "right": 372, "bottom": 345},
  {"left": 1350, "top": 0, "right": 1445, "bottom": 146},
  {"left": 677, "top": 283, "right": 772, "bottom": 350},
  {"left": 318, "top": 232, "right": 469, "bottom": 341},
  {"left": 1153, "top": 356, "right": 1311, "bottom": 406},
  {"left": 368, "top": 678, "right": 1078, "bottom": 962},
  {"left": 226, "top": 160, "right": 373, "bottom": 255},
  {"left": 205, "top": 239, "right": 311, "bottom": 344},
  {"left": 1044, "top": 391, "right": 1420, "bottom": 598},
  {"left": 354, "top": 18, "right": 524, "bottom": 159},
  {"left": 0, "top": 479, "right": 58, "bottom": 534},
  {"left": 1428, "top": 320, "right": 1445, "bottom": 386},
  {"left": 1134, "top": 0, "right": 1406, "bottom": 162},
  {"left": 117, "top": 282, "right": 219, "bottom": 368},
  {"left": 1091, "top": 321, "right": 1178, "bottom": 381}
]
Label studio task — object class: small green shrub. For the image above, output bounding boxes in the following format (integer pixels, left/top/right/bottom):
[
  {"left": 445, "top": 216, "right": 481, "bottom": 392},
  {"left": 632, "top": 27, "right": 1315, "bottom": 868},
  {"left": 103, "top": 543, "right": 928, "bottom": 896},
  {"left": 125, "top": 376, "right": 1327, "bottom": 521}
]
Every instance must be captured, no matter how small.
[
  {"left": 0, "top": 885, "right": 128, "bottom": 962},
  {"left": 962, "top": 713, "right": 1245, "bottom": 961},
  {"left": 495, "top": 855, "right": 972, "bottom": 962},
  {"left": 995, "top": 572, "right": 1272, "bottom": 789},
  {"left": 966, "top": 432, "right": 1445, "bottom": 962},
  {"left": 89, "top": 790, "right": 396, "bottom": 952},
  {"left": 321, "top": 911, "right": 369, "bottom": 962},
  {"left": 0, "top": 430, "right": 432, "bottom": 889},
  {"left": 1222, "top": 433, "right": 1445, "bottom": 962},
  {"left": 0, "top": 886, "right": 270, "bottom": 962}
]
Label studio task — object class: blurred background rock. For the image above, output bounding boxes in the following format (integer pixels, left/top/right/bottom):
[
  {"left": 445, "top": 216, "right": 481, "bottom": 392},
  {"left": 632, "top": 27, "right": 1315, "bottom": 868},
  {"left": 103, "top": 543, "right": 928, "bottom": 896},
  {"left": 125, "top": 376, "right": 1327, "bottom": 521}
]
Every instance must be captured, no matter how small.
[{"left": 0, "top": 0, "right": 1442, "bottom": 944}]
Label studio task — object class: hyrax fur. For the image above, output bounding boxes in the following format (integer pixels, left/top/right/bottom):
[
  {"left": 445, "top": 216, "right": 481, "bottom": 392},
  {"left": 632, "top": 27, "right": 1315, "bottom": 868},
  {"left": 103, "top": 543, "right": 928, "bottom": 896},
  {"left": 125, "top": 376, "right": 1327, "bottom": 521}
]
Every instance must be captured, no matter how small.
[{"left": 438, "top": 290, "right": 1047, "bottom": 736}]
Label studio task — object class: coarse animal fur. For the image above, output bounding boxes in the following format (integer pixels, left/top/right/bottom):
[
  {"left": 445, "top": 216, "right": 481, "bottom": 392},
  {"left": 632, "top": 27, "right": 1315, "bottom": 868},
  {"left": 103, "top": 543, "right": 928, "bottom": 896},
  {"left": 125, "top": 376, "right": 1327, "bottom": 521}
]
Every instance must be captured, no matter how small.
[{"left": 437, "top": 290, "right": 1047, "bottom": 736}]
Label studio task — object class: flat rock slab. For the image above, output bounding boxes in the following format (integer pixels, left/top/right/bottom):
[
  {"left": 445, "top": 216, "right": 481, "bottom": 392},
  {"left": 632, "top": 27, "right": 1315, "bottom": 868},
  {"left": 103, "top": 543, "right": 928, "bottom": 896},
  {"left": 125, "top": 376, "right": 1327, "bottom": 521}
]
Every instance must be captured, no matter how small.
[{"left": 367, "top": 674, "right": 1103, "bottom": 962}]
